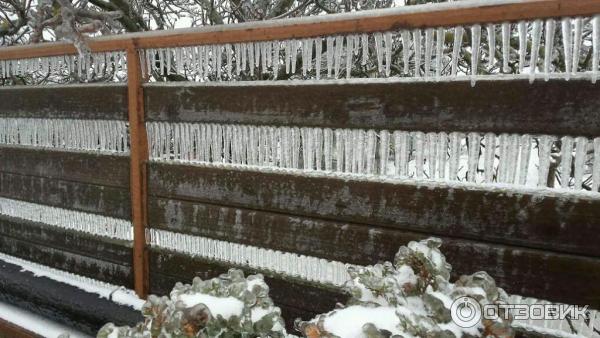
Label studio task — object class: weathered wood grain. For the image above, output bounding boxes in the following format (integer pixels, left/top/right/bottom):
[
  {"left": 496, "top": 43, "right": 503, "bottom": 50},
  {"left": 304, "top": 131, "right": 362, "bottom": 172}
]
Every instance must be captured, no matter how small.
[
  {"left": 0, "top": 259, "right": 142, "bottom": 335},
  {"left": 0, "top": 235, "right": 133, "bottom": 287},
  {"left": 149, "top": 163, "right": 600, "bottom": 258},
  {"left": 0, "top": 85, "right": 128, "bottom": 120},
  {"left": 0, "top": 147, "right": 129, "bottom": 188},
  {"left": 0, "top": 215, "right": 132, "bottom": 266},
  {"left": 145, "top": 79, "right": 600, "bottom": 137},
  {"left": 0, "top": 171, "right": 131, "bottom": 219}
]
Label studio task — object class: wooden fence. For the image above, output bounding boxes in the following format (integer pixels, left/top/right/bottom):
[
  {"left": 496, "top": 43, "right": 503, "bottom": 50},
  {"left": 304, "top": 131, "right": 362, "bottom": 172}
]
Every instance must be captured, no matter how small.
[{"left": 0, "top": 0, "right": 600, "bottom": 335}]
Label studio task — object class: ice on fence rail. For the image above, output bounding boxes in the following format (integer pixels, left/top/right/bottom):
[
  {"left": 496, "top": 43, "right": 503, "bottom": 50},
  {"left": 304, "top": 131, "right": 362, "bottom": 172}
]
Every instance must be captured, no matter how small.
[
  {"left": 0, "top": 51, "right": 127, "bottom": 82},
  {"left": 148, "top": 228, "right": 350, "bottom": 286},
  {"left": 0, "top": 197, "right": 133, "bottom": 241},
  {"left": 1, "top": 16, "right": 599, "bottom": 84},
  {"left": 133, "top": 15, "right": 600, "bottom": 84},
  {"left": 147, "top": 122, "right": 600, "bottom": 192},
  {"left": 0, "top": 118, "right": 129, "bottom": 153}
]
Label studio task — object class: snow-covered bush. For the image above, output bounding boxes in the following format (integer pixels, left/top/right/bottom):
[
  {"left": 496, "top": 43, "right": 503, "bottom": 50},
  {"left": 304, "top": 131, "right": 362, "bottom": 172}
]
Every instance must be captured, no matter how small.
[
  {"left": 296, "top": 238, "right": 514, "bottom": 338},
  {"left": 97, "top": 269, "right": 287, "bottom": 338},
  {"left": 97, "top": 238, "right": 514, "bottom": 338}
]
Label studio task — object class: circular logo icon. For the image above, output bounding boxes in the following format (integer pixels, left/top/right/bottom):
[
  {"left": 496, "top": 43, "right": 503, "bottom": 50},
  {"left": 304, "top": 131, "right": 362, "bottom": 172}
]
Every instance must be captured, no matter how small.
[{"left": 451, "top": 296, "right": 482, "bottom": 328}]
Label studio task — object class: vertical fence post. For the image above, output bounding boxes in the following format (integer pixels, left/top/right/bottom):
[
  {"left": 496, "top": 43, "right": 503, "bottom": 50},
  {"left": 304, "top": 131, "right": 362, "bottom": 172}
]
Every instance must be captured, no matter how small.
[{"left": 126, "top": 41, "right": 149, "bottom": 298}]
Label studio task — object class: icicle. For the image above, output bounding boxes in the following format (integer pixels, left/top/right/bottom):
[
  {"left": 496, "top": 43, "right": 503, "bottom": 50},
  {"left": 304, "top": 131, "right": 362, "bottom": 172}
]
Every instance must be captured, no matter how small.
[
  {"left": 501, "top": 23, "right": 511, "bottom": 73},
  {"left": 560, "top": 136, "right": 574, "bottom": 188},
  {"left": 414, "top": 132, "right": 425, "bottom": 179},
  {"left": 384, "top": 32, "right": 392, "bottom": 77},
  {"left": 518, "top": 22, "right": 527, "bottom": 73},
  {"left": 572, "top": 18, "right": 582, "bottom": 74},
  {"left": 436, "top": 133, "right": 448, "bottom": 180},
  {"left": 435, "top": 28, "right": 444, "bottom": 79},
  {"left": 593, "top": 16, "right": 600, "bottom": 83},
  {"left": 413, "top": 29, "right": 422, "bottom": 77},
  {"left": 334, "top": 36, "right": 344, "bottom": 78},
  {"left": 345, "top": 36, "right": 353, "bottom": 79},
  {"left": 335, "top": 130, "right": 344, "bottom": 172},
  {"left": 470, "top": 25, "right": 481, "bottom": 86},
  {"left": 593, "top": 138, "right": 600, "bottom": 192},
  {"left": 400, "top": 31, "right": 412, "bottom": 75},
  {"left": 451, "top": 27, "right": 464, "bottom": 76},
  {"left": 518, "top": 135, "right": 531, "bottom": 185},
  {"left": 467, "top": 132, "right": 480, "bottom": 182},
  {"left": 426, "top": 133, "right": 437, "bottom": 179},
  {"left": 326, "top": 37, "right": 335, "bottom": 78},
  {"left": 365, "top": 130, "right": 376, "bottom": 174},
  {"left": 448, "top": 132, "right": 461, "bottom": 181},
  {"left": 393, "top": 131, "right": 409, "bottom": 177},
  {"left": 324, "top": 129, "right": 333, "bottom": 171},
  {"left": 573, "top": 137, "right": 587, "bottom": 190},
  {"left": 424, "top": 28, "right": 434, "bottom": 78},
  {"left": 314, "top": 128, "right": 323, "bottom": 170},
  {"left": 361, "top": 34, "right": 369, "bottom": 66},
  {"left": 528, "top": 20, "right": 542, "bottom": 83},
  {"left": 487, "top": 24, "right": 496, "bottom": 69},
  {"left": 379, "top": 130, "right": 390, "bottom": 175},
  {"left": 272, "top": 41, "right": 280, "bottom": 79},
  {"left": 562, "top": 18, "right": 573, "bottom": 79},
  {"left": 225, "top": 44, "right": 233, "bottom": 79},
  {"left": 254, "top": 42, "right": 261, "bottom": 69},
  {"left": 537, "top": 136, "right": 554, "bottom": 187},
  {"left": 374, "top": 33, "right": 384, "bottom": 75},
  {"left": 315, "top": 38, "right": 322, "bottom": 80},
  {"left": 484, "top": 133, "right": 496, "bottom": 183},
  {"left": 544, "top": 19, "right": 556, "bottom": 80},
  {"left": 506, "top": 134, "right": 519, "bottom": 184},
  {"left": 497, "top": 134, "right": 510, "bottom": 183}
]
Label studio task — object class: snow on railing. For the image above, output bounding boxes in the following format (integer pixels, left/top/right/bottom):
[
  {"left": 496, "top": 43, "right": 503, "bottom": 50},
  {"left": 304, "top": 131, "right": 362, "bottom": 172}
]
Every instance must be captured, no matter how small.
[
  {"left": 0, "top": 118, "right": 130, "bottom": 154},
  {"left": 139, "top": 16, "right": 600, "bottom": 85},
  {"left": 147, "top": 122, "right": 600, "bottom": 193},
  {"left": 0, "top": 0, "right": 599, "bottom": 84}
]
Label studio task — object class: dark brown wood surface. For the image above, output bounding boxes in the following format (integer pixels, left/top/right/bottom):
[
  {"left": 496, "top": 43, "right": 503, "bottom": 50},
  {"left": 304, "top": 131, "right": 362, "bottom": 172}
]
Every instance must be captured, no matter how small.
[
  {"left": 145, "top": 79, "right": 600, "bottom": 137},
  {"left": 149, "top": 163, "right": 600, "bottom": 258},
  {"left": 0, "top": 171, "right": 131, "bottom": 219},
  {"left": 0, "top": 217, "right": 133, "bottom": 287},
  {"left": 0, "top": 147, "right": 129, "bottom": 188},
  {"left": 0, "top": 84, "right": 128, "bottom": 120},
  {"left": 0, "top": 215, "right": 132, "bottom": 266}
]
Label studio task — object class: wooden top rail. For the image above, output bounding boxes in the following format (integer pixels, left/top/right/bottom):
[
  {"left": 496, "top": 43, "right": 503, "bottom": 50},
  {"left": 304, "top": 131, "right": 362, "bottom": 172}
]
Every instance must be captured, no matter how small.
[{"left": 1, "top": 0, "right": 600, "bottom": 61}]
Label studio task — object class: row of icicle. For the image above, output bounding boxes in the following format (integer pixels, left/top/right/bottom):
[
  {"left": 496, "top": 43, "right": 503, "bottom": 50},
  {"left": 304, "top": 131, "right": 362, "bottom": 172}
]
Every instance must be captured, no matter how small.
[
  {"left": 148, "top": 228, "right": 349, "bottom": 286},
  {"left": 0, "top": 197, "right": 133, "bottom": 241},
  {"left": 147, "top": 122, "right": 600, "bottom": 192},
  {"left": 0, "top": 51, "right": 127, "bottom": 80},
  {"left": 508, "top": 294, "right": 600, "bottom": 336},
  {"left": 0, "top": 118, "right": 129, "bottom": 153},
  {"left": 140, "top": 16, "right": 600, "bottom": 84},
  {"left": 1, "top": 16, "right": 598, "bottom": 83}
]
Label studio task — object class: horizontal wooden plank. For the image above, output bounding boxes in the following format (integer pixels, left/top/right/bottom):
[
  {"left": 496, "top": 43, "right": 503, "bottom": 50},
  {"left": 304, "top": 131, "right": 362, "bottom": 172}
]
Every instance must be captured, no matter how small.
[
  {"left": 147, "top": 198, "right": 600, "bottom": 308},
  {"left": 145, "top": 79, "right": 600, "bottom": 137},
  {"left": 0, "top": 235, "right": 133, "bottom": 288},
  {"left": 148, "top": 197, "right": 406, "bottom": 265},
  {"left": 149, "top": 243, "right": 600, "bottom": 321},
  {"left": 441, "top": 239, "right": 600, "bottom": 309},
  {"left": 1, "top": 0, "right": 599, "bottom": 59},
  {"left": 0, "top": 259, "right": 142, "bottom": 335},
  {"left": 0, "top": 215, "right": 132, "bottom": 267},
  {"left": 149, "top": 249, "right": 347, "bottom": 329},
  {"left": 0, "top": 85, "right": 128, "bottom": 120},
  {"left": 149, "top": 163, "right": 600, "bottom": 258},
  {"left": 0, "top": 172, "right": 131, "bottom": 219},
  {"left": 0, "top": 147, "right": 129, "bottom": 188}
]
